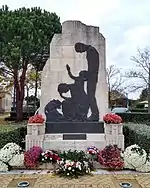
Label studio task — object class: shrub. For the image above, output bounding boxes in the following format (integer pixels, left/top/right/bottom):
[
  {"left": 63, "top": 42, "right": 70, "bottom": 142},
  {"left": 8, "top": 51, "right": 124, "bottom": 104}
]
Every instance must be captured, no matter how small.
[
  {"left": 123, "top": 123, "right": 150, "bottom": 153},
  {"left": 0, "top": 126, "right": 27, "bottom": 150},
  {"left": 130, "top": 108, "right": 148, "bottom": 113},
  {"left": 117, "top": 112, "right": 150, "bottom": 124},
  {"left": 59, "top": 150, "right": 88, "bottom": 163}
]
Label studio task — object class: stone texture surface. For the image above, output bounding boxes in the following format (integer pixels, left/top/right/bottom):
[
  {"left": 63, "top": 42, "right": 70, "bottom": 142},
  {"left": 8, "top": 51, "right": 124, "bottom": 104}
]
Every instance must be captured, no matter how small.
[
  {"left": 25, "top": 135, "right": 44, "bottom": 151},
  {"left": 27, "top": 124, "right": 45, "bottom": 135},
  {"left": 2, "top": 174, "right": 150, "bottom": 188},
  {"left": 105, "top": 124, "right": 124, "bottom": 150},
  {"left": 39, "top": 20, "right": 108, "bottom": 120},
  {"left": 43, "top": 140, "right": 105, "bottom": 151}
]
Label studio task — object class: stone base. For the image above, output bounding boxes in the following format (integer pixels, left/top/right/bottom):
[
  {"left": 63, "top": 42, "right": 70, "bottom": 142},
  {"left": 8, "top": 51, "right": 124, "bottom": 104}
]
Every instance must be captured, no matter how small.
[
  {"left": 26, "top": 135, "right": 44, "bottom": 151},
  {"left": 45, "top": 121, "right": 104, "bottom": 133},
  {"left": 25, "top": 123, "right": 124, "bottom": 152},
  {"left": 105, "top": 134, "right": 124, "bottom": 151},
  {"left": 26, "top": 133, "right": 105, "bottom": 151},
  {"left": 43, "top": 140, "right": 105, "bottom": 151}
]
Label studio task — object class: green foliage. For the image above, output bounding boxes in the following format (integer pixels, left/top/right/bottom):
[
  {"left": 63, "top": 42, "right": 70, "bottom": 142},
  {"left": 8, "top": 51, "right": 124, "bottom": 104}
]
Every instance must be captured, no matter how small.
[
  {"left": 139, "top": 88, "right": 148, "bottom": 101},
  {"left": 0, "top": 6, "right": 61, "bottom": 67},
  {"left": 130, "top": 108, "right": 148, "bottom": 113},
  {"left": 59, "top": 150, "right": 89, "bottom": 162},
  {"left": 117, "top": 112, "right": 150, "bottom": 124},
  {"left": 0, "top": 125, "right": 27, "bottom": 149},
  {"left": 123, "top": 123, "right": 150, "bottom": 154},
  {"left": 0, "top": 5, "right": 61, "bottom": 120}
]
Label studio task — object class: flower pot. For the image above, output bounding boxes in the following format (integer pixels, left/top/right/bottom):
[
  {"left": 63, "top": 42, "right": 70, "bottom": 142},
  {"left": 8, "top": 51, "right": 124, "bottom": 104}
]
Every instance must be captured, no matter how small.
[
  {"left": 105, "top": 123, "right": 123, "bottom": 135},
  {"left": 27, "top": 123, "right": 45, "bottom": 135}
]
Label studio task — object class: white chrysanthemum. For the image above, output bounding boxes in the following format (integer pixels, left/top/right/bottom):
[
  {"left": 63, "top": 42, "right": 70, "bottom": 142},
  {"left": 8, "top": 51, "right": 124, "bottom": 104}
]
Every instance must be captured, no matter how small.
[
  {"left": 9, "top": 154, "right": 24, "bottom": 167},
  {"left": 124, "top": 160, "right": 135, "bottom": 170},
  {"left": 83, "top": 161, "right": 88, "bottom": 167},
  {"left": 68, "top": 167, "right": 71, "bottom": 170},
  {"left": 123, "top": 145, "right": 147, "bottom": 168},
  {"left": 2, "top": 143, "right": 21, "bottom": 153},
  {"left": 78, "top": 165, "right": 82, "bottom": 171},
  {"left": 136, "top": 155, "right": 150, "bottom": 172},
  {"left": 136, "top": 161, "right": 150, "bottom": 172},
  {"left": 0, "top": 161, "right": 8, "bottom": 172},
  {"left": 0, "top": 150, "right": 13, "bottom": 163},
  {"left": 0, "top": 143, "right": 22, "bottom": 163}
]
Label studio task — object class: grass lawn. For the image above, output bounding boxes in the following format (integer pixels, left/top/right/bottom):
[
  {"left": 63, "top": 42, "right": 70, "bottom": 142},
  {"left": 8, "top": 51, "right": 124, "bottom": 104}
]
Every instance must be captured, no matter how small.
[{"left": 0, "top": 114, "right": 27, "bottom": 132}]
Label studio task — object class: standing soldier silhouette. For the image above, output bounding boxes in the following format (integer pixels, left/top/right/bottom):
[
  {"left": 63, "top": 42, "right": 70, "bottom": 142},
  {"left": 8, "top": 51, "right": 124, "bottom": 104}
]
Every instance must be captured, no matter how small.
[{"left": 74, "top": 42, "right": 99, "bottom": 121}]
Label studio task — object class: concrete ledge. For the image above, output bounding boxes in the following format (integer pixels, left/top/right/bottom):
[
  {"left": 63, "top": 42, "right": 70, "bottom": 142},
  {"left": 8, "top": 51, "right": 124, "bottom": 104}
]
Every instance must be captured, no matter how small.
[{"left": 43, "top": 140, "right": 105, "bottom": 151}]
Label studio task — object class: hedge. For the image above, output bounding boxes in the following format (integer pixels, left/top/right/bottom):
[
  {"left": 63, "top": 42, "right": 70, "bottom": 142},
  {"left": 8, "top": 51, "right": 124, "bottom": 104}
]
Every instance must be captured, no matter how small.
[
  {"left": 117, "top": 112, "right": 150, "bottom": 124},
  {"left": 0, "top": 126, "right": 27, "bottom": 150},
  {"left": 123, "top": 123, "right": 150, "bottom": 153},
  {"left": 130, "top": 108, "right": 148, "bottom": 113}
]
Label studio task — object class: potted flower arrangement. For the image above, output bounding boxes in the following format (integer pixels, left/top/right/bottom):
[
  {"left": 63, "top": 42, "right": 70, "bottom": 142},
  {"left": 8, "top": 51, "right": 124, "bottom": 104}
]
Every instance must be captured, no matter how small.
[
  {"left": 103, "top": 113, "right": 124, "bottom": 150},
  {"left": 97, "top": 145, "right": 124, "bottom": 170},
  {"left": 103, "top": 113, "right": 122, "bottom": 125},
  {"left": 27, "top": 114, "right": 45, "bottom": 135},
  {"left": 0, "top": 143, "right": 24, "bottom": 171},
  {"left": 57, "top": 159, "right": 91, "bottom": 178},
  {"left": 40, "top": 150, "right": 61, "bottom": 171},
  {"left": 87, "top": 146, "right": 100, "bottom": 169},
  {"left": 24, "top": 146, "right": 43, "bottom": 169},
  {"left": 122, "top": 144, "right": 150, "bottom": 172}
]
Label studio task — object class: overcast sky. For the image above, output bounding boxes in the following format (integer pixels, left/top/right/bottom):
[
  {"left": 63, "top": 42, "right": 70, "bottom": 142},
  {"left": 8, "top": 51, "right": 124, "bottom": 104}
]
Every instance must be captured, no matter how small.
[{"left": 1, "top": 0, "right": 150, "bottom": 99}]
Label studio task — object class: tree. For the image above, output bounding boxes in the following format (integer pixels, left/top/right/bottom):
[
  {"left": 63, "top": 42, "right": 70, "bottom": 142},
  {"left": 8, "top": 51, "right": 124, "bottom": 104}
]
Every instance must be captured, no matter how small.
[
  {"left": 106, "top": 65, "right": 128, "bottom": 107},
  {"left": 139, "top": 88, "right": 148, "bottom": 101},
  {"left": 0, "top": 5, "right": 61, "bottom": 121},
  {"left": 25, "top": 67, "right": 41, "bottom": 110},
  {"left": 0, "top": 62, "right": 13, "bottom": 94},
  {"left": 126, "top": 48, "right": 150, "bottom": 113}
]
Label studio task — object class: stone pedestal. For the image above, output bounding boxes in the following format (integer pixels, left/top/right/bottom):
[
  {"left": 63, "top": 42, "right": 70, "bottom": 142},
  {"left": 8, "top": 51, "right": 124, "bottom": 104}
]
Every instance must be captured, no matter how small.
[
  {"left": 26, "top": 122, "right": 106, "bottom": 151},
  {"left": 43, "top": 133, "right": 105, "bottom": 151},
  {"left": 27, "top": 123, "right": 45, "bottom": 135},
  {"left": 26, "top": 123, "right": 45, "bottom": 151},
  {"left": 104, "top": 123, "right": 124, "bottom": 150},
  {"left": 25, "top": 135, "right": 44, "bottom": 151},
  {"left": 25, "top": 122, "right": 125, "bottom": 152}
]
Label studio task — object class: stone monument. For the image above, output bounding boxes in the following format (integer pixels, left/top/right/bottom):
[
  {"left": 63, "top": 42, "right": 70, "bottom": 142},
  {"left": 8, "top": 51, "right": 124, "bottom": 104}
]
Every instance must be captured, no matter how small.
[
  {"left": 40, "top": 21, "right": 108, "bottom": 119},
  {"left": 26, "top": 21, "right": 122, "bottom": 152}
]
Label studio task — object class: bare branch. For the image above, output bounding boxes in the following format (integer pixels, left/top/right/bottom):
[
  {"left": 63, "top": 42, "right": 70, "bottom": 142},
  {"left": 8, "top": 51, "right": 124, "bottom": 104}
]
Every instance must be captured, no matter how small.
[
  {"left": 125, "top": 70, "right": 148, "bottom": 84},
  {"left": 107, "top": 65, "right": 128, "bottom": 91}
]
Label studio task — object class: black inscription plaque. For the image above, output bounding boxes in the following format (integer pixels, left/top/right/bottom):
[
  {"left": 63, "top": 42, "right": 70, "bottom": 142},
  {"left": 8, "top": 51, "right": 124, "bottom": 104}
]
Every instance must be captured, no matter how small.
[
  {"left": 45, "top": 121, "right": 104, "bottom": 134},
  {"left": 63, "top": 134, "right": 86, "bottom": 140}
]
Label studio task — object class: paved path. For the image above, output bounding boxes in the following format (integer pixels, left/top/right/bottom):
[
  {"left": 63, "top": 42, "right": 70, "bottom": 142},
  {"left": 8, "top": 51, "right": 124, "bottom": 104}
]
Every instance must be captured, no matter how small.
[{"left": 2, "top": 174, "right": 150, "bottom": 188}]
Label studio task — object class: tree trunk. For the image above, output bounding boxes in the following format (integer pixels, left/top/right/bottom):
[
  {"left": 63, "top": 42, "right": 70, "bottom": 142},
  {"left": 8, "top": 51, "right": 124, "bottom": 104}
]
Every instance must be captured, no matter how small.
[
  {"left": 16, "top": 87, "right": 23, "bottom": 122},
  {"left": 148, "top": 64, "right": 150, "bottom": 113},
  {"left": 14, "top": 61, "right": 28, "bottom": 122},
  {"left": 14, "top": 77, "right": 23, "bottom": 122},
  {"left": 34, "top": 69, "right": 38, "bottom": 111},
  {"left": 108, "top": 90, "right": 111, "bottom": 108},
  {"left": 26, "top": 85, "right": 29, "bottom": 112}
]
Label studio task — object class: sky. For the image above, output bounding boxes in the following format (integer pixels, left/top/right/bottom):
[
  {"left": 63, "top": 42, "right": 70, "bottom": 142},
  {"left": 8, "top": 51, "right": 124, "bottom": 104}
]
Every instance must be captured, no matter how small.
[{"left": 1, "top": 0, "right": 150, "bottom": 99}]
